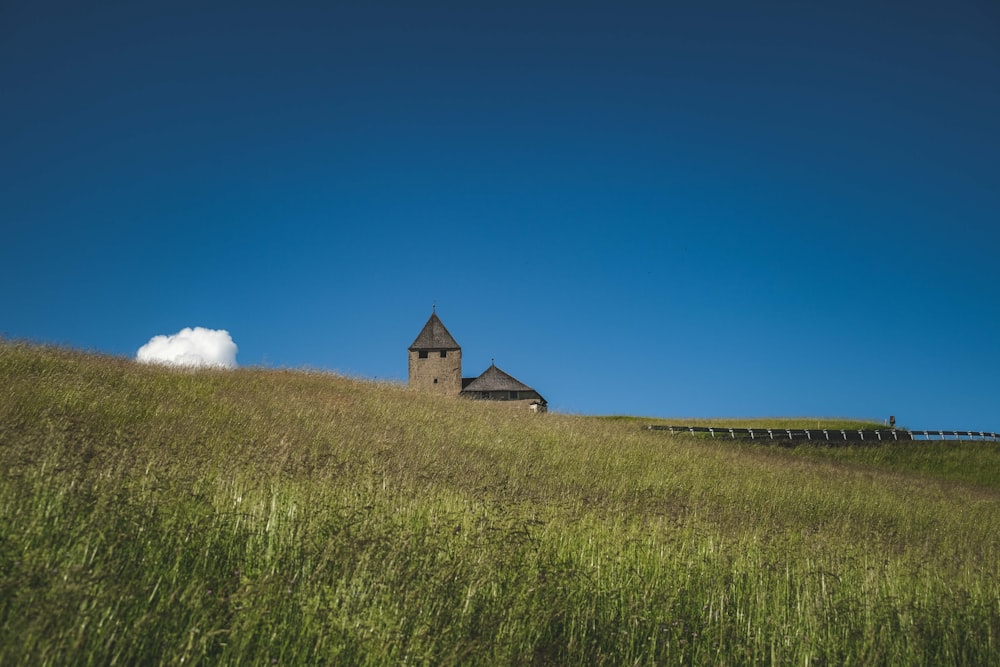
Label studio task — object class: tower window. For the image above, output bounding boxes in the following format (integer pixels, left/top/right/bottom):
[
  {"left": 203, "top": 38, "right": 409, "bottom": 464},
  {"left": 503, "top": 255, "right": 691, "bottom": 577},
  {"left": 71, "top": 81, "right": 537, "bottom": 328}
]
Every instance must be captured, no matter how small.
[
  {"left": 440, "top": 350, "right": 447, "bottom": 358},
  {"left": 433, "top": 378, "right": 438, "bottom": 384},
  {"left": 418, "top": 351, "right": 428, "bottom": 359}
]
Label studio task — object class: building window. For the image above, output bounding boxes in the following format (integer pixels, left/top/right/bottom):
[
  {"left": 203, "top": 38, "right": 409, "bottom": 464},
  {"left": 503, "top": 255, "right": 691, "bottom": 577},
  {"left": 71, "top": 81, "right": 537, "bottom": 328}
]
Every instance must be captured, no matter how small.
[
  {"left": 434, "top": 378, "right": 438, "bottom": 384},
  {"left": 509, "top": 391, "right": 519, "bottom": 400},
  {"left": 440, "top": 350, "right": 447, "bottom": 358},
  {"left": 418, "top": 351, "right": 428, "bottom": 359}
]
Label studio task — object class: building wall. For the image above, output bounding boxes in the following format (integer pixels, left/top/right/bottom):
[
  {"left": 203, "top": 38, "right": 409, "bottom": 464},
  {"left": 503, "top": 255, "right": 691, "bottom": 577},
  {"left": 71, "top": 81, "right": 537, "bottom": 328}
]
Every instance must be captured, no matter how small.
[
  {"left": 460, "top": 391, "right": 547, "bottom": 412},
  {"left": 408, "top": 348, "right": 462, "bottom": 395}
]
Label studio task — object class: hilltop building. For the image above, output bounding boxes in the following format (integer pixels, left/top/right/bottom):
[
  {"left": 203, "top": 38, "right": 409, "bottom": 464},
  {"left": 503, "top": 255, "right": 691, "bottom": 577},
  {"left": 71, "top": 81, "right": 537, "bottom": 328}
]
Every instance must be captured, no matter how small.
[
  {"left": 408, "top": 311, "right": 547, "bottom": 412},
  {"left": 407, "top": 310, "right": 463, "bottom": 396}
]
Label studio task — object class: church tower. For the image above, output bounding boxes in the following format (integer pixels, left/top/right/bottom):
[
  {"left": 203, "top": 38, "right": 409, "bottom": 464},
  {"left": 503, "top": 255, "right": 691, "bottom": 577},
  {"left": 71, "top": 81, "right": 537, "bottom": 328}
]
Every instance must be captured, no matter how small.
[{"left": 408, "top": 310, "right": 462, "bottom": 395}]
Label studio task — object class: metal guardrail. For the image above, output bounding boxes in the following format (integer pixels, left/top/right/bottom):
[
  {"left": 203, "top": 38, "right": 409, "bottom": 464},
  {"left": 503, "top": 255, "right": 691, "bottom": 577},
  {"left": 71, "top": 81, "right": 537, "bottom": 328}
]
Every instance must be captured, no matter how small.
[
  {"left": 644, "top": 425, "right": 1000, "bottom": 442},
  {"left": 907, "top": 429, "right": 1000, "bottom": 442}
]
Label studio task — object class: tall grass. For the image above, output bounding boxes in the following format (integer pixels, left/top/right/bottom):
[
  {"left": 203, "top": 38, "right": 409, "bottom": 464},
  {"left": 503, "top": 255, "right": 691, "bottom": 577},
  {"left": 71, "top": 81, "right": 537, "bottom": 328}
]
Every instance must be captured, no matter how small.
[{"left": 1, "top": 341, "right": 998, "bottom": 665}]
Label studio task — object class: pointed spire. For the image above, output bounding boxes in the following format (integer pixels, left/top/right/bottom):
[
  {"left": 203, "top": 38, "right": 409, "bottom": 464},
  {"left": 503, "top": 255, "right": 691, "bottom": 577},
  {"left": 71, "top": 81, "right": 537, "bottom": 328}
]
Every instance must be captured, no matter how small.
[{"left": 409, "top": 310, "right": 461, "bottom": 350}]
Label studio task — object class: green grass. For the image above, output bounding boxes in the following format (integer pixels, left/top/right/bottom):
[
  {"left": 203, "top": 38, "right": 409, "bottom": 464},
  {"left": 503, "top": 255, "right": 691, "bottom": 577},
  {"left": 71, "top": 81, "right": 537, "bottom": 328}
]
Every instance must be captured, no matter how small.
[
  {"left": 599, "top": 415, "right": 887, "bottom": 430},
  {"left": 1, "top": 341, "right": 998, "bottom": 665}
]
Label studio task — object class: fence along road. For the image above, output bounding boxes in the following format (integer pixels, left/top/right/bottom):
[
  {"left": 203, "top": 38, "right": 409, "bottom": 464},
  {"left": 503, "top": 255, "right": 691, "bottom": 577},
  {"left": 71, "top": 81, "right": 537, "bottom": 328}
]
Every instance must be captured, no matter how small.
[{"left": 644, "top": 425, "right": 1000, "bottom": 443}]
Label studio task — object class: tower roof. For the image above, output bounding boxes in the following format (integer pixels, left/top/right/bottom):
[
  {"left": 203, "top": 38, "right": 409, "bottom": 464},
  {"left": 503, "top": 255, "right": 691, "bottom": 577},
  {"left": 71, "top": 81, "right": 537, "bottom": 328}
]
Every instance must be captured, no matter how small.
[
  {"left": 460, "top": 363, "right": 535, "bottom": 393},
  {"left": 409, "top": 312, "right": 461, "bottom": 351}
]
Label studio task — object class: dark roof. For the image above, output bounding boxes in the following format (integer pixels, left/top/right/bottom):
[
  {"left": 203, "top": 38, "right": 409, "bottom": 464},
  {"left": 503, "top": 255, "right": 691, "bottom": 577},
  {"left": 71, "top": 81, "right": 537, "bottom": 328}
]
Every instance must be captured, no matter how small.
[
  {"left": 460, "top": 363, "right": 535, "bottom": 393},
  {"left": 409, "top": 312, "right": 461, "bottom": 351}
]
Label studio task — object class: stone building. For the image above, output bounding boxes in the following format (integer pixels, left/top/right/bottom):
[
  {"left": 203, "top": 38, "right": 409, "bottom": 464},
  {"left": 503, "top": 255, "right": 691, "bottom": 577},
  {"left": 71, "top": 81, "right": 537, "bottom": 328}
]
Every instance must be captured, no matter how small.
[
  {"left": 408, "top": 310, "right": 547, "bottom": 412},
  {"left": 407, "top": 311, "right": 463, "bottom": 396}
]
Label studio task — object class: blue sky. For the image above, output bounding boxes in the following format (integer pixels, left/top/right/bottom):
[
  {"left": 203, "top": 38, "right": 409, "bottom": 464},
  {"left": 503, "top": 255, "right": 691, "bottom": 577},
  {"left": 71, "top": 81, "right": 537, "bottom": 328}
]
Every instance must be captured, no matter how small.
[{"left": 3, "top": 1, "right": 998, "bottom": 430}]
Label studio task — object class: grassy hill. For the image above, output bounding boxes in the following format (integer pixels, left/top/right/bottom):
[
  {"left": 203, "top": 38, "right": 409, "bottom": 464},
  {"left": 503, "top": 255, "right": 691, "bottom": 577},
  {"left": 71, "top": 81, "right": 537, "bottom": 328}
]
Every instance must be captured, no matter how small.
[{"left": 1, "top": 341, "right": 998, "bottom": 665}]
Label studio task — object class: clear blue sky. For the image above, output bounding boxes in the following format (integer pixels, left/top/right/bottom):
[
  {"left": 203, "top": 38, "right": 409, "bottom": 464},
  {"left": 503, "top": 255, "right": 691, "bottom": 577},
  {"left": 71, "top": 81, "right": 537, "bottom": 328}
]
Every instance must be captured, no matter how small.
[{"left": 3, "top": 1, "right": 998, "bottom": 430}]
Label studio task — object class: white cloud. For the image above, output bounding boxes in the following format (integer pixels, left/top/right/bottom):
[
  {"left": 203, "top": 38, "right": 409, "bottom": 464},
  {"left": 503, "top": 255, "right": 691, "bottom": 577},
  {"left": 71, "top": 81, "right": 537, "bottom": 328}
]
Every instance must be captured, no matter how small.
[{"left": 137, "top": 327, "right": 238, "bottom": 369}]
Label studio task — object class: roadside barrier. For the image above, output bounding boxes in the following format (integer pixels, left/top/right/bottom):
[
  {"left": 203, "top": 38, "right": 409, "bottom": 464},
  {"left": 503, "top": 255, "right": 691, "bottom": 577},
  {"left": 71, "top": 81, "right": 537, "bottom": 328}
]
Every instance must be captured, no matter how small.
[{"left": 644, "top": 425, "right": 1000, "bottom": 442}]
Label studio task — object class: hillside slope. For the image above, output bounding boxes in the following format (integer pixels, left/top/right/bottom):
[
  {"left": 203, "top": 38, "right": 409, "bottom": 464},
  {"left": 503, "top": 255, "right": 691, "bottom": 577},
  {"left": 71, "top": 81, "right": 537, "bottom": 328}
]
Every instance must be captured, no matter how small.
[{"left": 1, "top": 342, "right": 998, "bottom": 665}]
